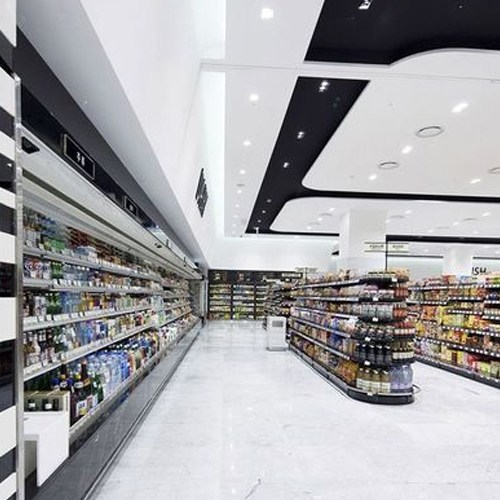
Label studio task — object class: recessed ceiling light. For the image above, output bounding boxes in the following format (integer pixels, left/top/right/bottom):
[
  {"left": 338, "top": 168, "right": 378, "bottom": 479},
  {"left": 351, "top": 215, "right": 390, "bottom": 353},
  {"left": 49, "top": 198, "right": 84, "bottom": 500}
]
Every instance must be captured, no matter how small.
[
  {"left": 243, "top": 139, "right": 251, "bottom": 147},
  {"left": 293, "top": 235, "right": 300, "bottom": 239},
  {"left": 319, "top": 81, "right": 330, "bottom": 93},
  {"left": 262, "top": 210, "right": 266, "bottom": 214},
  {"left": 283, "top": 162, "right": 290, "bottom": 169},
  {"left": 237, "top": 189, "right": 243, "bottom": 194},
  {"left": 297, "top": 131, "right": 305, "bottom": 140},
  {"left": 369, "top": 174, "right": 377, "bottom": 181},
  {"left": 6, "top": 162, "right": 12, "bottom": 167},
  {"left": 358, "top": 0, "right": 373, "bottom": 10},
  {"left": 401, "top": 145, "right": 413, "bottom": 155},
  {"left": 452, "top": 102, "right": 469, "bottom": 114},
  {"left": 266, "top": 198, "right": 272, "bottom": 203},
  {"left": 470, "top": 178, "right": 481, "bottom": 184},
  {"left": 453, "top": 221, "right": 460, "bottom": 226},
  {"left": 473, "top": 230, "right": 479, "bottom": 235},
  {"left": 233, "top": 214, "right": 238, "bottom": 219},
  {"left": 261, "top": 7, "right": 274, "bottom": 19},
  {"left": 306, "top": 225, "right": 312, "bottom": 230},
  {"left": 235, "top": 204, "right": 240, "bottom": 208},
  {"left": 249, "top": 94, "right": 259, "bottom": 103},
  {"left": 317, "top": 217, "right": 323, "bottom": 222},
  {"left": 257, "top": 219, "right": 262, "bottom": 223},
  {"left": 483, "top": 211, "right": 491, "bottom": 217},
  {"left": 416, "top": 126, "right": 444, "bottom": 138},
  {"left": 424, "top": 249, "right": 429, "bottom": 253},
  {"left": 378, "top": 161, "right": 399, "bottom": 170},
  {"left": 488, "top": 167, "right": 500, "bottom": 174},
  {"left": 328, "top": 207, "right": 336, "bottom": 212},
  {"left": 405, "top": 210, "right": 412, "bottom": 215},
  {"left": 239, "top": 169, "right": 247, "bottom": 175},
  {"left": 427, "top": 229, "right": 434, "bottom": 234},
  {"left": 385, "top": 219, "right": 391, "bottom": 224}
]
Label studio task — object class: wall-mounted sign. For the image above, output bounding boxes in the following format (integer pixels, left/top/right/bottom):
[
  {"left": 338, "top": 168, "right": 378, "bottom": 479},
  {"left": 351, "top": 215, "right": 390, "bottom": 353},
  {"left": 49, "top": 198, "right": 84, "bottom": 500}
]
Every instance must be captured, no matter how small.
[
  {"left": 62, "top": 134, "right": 95, "bottom": 179},
  {"left": 123, "top": 195, "right": 138, "bottom": 218},
  {"left": 364, "top": 242, "right": 386, "bottom": 253},
  {"left": 387, "top": 242, "right": 410, "bottom": 254},
  {"left": 195, "top": 168, "right": 208, "bottom": 217},
  {"left": 472, "top": 266, "right": 488, "bottom": 276}
]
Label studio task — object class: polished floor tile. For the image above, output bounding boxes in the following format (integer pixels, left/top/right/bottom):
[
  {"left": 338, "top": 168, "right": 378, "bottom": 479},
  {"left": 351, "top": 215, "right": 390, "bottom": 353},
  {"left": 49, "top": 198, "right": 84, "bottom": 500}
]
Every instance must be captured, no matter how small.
[{"left": 93, "top": 321, "right": 500, "bottom": 500}]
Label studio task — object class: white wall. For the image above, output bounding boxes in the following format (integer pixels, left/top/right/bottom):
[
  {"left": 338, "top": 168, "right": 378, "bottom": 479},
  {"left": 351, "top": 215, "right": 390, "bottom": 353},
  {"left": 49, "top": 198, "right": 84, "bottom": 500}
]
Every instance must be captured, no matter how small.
[{"left": 209, "top": 237, "right": 334, "bottom": 272}]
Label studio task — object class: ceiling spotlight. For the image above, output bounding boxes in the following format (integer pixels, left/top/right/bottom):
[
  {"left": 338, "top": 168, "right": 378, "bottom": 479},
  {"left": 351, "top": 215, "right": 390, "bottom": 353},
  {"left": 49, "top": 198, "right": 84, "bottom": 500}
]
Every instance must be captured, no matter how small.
[
  {"left": 328, "top": 207, "right": 336, "bottom": 212},
  {"left": 233, "top": 214, "right": 238, "bottom": 219},
  {"left": 319, "top": 81, "right": 330, "bottom": 93},
  {"left": 483, "top": 211, "right": 491, "bottom": 217},
  {"left": 243, "top": 139, "right": 251, "bottom": 147},
  {"left": 416, "top": 126, "right": 444, "bottom": 138},
  {"left": 358, "top": 0, "right": 373, "bottom": 10},
  {"left": 378, "top": 161, "right": 399, "bottom": 170},
  {"left": 283, "top": 162, "right": 290, "bottom": 169},
  {"left": 239, "top": 169, "right": 247, "bottom": 175},
  {"left": 369, "top": 174, "right": 377, "bottom": 181},
  {"left": 6, "top": 162, "right": 12, "bottom": 167},
  {"left": 385, "top": 219, "right": 391, "bottom": 224},
  {"left": 249, "top": 94, "right": 259, "bottom": 103},
  {"left": 453, "top": 221, "right": 460, "bottom": 226},
  {"left": 470, "top": 178, "right": 481, "bottom": 184},
  {"left": 317, "top": 217, "right": 323, "bottom": 222},
  {"left": 297, "top": 131, "right": 305, "bottom": 140},
  {"left": 488, "top": 167, "right": 500, "bottom": 174},
  {"left": 402, "top": 145, "right": 413, "bottom": 155},
  {"left": 235, "top": 204, "right": 240, "bottom": 208},
  {"left": 452, "top": 102, "right": 469, "bottom": 114},
  {"left": 427, "top": 229, "right": 435, "bottom": 233},
  {"left": 306, "top": 225, "right": 312, "bottom": 230},
  {"left": 257, "top": 219, "right": 262, "bottom": 223},
  {"left": 262, "top": 209, "right": 266, "bottom": 214},
  {"left": 261, "top": 7, "right": 274, "bottom": 19},
  {"left": 266, "top": 198, "right": 272, "bottom": 203},
  {"left": 237, "top": 189, "right": 243, "bottom": 194},
  {"left": 473, "top": 230, "right": 479, "bottom": 235},
  {"left": 405, "top": 210, "right": 412, "bottom": 215}
]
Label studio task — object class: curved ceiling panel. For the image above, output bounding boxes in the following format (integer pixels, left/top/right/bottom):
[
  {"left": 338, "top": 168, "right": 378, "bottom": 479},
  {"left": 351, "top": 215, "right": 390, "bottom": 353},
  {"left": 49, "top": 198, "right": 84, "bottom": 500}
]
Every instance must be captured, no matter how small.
[
  {"left": 306, "top": 0, "right": 500, "bottom": 65},
  {"left": 303, "top": 76, "right": 500, "bottom": 196},
  {"left": 271, "top": 197, "right": 500, "bottom": 240}
]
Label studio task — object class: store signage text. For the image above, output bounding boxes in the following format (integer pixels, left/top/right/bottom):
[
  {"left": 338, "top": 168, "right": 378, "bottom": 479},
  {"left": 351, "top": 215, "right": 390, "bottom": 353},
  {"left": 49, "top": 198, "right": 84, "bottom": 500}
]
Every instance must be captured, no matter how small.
[
  {"left": 62, "top": 134, "right": 95, "bottom": 179},
  {"left": 472, "top": 266, "right": 488, "bottom": 276}
]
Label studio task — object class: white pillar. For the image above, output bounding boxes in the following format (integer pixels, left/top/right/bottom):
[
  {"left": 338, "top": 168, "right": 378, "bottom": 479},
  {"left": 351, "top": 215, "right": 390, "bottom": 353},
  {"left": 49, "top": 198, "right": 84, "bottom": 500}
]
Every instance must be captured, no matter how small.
[
  {"left": 442, "top": 246, "right": 474, "bottom": 276},
  {"left": 338, "top": 209, "right": 387, "bottom": 274}
]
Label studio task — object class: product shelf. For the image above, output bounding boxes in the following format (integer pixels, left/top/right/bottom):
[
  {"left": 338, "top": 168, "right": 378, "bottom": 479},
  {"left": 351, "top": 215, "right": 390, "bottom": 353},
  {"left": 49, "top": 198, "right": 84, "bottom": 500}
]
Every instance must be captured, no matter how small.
[
  {"left": 23, "top": 246, "right": 161, "bottom": 282},
  {"left": 23, "top": 304, "right": 153, "bottom": 333},
  {"left": 416, "top": 336, "right": 500, "bottom": 359},
  {"left": 24, "top": 321, "right": 158, "bottom": 382},
  {"left": 290, "top": 344, "right": 413, "bottom": 405}
]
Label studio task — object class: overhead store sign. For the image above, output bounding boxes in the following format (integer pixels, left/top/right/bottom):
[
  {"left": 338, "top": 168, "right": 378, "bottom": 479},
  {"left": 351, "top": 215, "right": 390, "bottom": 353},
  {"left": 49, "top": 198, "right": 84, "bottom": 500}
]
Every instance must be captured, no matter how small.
[
  {"left": 364, "top": 242, "right": 410, "bottom": 254},
  {"left": 62, "top": 134, "right": 95, "bottom": 179},
  {"left": 364, "top": 242, "right": 386, "bottom": 253},
  {"left": 195, "top": 168, "right": 208, "bottom": 217},
  {"left": 387, "top": 242, "right": 409, "bottom": 254}
]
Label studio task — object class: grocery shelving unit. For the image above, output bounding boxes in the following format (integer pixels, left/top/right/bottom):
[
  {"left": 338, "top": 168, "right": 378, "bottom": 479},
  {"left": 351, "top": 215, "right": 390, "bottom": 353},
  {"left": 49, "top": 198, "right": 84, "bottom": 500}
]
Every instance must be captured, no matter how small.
[
  {"left": 288, "top": 272, "right": 415, "bottom": 405},
  {"left": 208, "top": 270, "right": 302, "bottom": 321},
  {"left": 262, "top": 284, "right": 294, "bottom": 331},
  {"left": 409, "top": 277, "right": 500, "bottom": 389}
]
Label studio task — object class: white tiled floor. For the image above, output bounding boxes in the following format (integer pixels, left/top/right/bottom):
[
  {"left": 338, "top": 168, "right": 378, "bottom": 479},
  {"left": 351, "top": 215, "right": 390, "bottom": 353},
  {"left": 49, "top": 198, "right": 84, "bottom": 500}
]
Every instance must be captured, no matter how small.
[{"left": 93, "top": 321, "right": 500, "bottom": 500}]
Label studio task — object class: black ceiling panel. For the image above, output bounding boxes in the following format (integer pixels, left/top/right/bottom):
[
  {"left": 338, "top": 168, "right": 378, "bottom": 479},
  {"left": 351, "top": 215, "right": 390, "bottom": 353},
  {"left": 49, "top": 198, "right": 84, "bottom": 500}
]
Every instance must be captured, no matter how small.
[
  {"left": 307, "top": 0, "right": 500, "bottom": 65},
  {"left": 247, "top": 76, "right": 368, "bottom": 235}
]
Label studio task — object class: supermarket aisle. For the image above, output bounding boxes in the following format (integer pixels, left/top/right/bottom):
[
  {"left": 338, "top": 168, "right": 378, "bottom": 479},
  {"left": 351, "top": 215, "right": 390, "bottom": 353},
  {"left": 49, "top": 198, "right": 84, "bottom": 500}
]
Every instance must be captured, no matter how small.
[{"left": 94, "top": 322, "right": 500, "bottom": 500}]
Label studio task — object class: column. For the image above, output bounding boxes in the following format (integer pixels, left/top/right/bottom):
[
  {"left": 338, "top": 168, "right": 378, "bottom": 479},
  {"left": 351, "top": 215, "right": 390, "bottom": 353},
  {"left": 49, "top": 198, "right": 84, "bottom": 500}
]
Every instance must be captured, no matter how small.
[
  {"left": 442, "top": 246, "right": 474, "bottom": 276},
  {"left": 0, "top": 3, "right": 19, "bottom": 499},
  {"left": 338, "top": 209, "right": 387, "bottom": 273}
]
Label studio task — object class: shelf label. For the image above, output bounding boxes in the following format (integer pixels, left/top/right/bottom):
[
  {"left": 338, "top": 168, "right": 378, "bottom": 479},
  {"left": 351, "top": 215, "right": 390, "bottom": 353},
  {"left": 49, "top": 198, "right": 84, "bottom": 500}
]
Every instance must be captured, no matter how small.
[
  {"left": 387, "top": 242, "right": 409, "bottom": 254},
  {"left": 62, "top": 134, "right": 95, "bottom": 179},
  {"left": 364, "top": 241, "right": 386, "bottom": 253}
]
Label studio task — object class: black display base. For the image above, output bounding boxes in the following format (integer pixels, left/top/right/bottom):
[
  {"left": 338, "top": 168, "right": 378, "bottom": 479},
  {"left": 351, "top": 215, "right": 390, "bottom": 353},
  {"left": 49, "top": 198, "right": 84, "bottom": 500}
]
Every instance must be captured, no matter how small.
[
  {"left": 290, "top": 345, "right": 414, "bottom": 405},
  {"left": 416, "top": 355, "right": 500, "bottom": 390}
]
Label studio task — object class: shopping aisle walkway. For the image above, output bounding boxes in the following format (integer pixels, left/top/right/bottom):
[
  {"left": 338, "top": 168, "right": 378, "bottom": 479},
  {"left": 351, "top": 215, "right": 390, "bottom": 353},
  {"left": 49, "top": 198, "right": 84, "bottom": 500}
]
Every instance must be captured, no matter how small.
[{"left": 94, "top": 322, "right": 500, "bottom": 500}]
